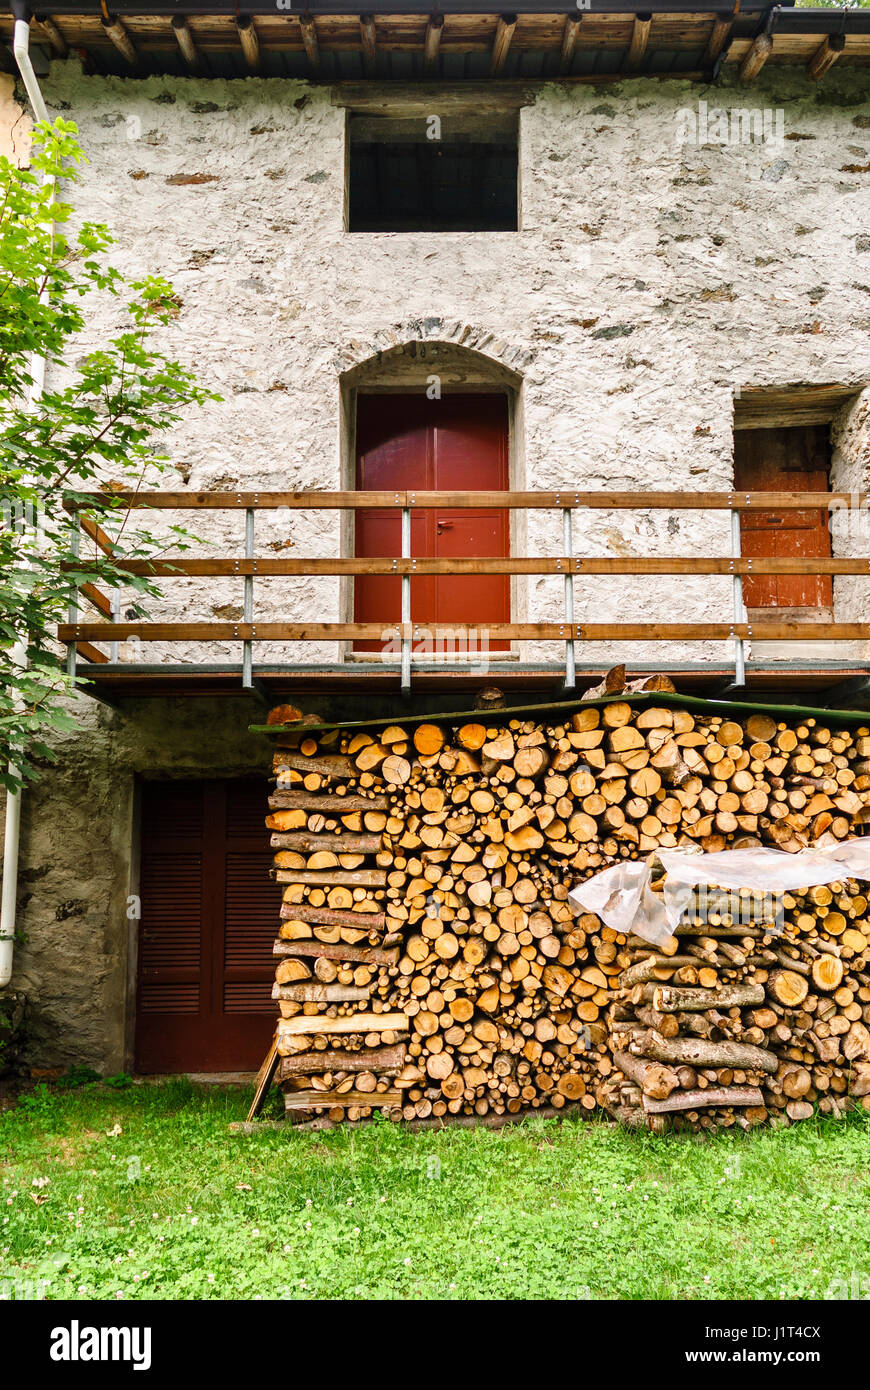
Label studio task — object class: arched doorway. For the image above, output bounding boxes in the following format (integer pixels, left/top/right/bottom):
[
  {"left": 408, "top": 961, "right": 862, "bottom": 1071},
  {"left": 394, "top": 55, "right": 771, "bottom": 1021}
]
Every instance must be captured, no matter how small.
[{"left": 340, "top": 339, "right": 523, "bottom": 658}]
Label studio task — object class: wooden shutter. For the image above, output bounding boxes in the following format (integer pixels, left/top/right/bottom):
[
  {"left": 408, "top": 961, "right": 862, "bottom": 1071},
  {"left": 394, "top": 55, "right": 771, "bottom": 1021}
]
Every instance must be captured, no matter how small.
[
  {"left": 137, "top": 782, "right": 204, "bottom": 1031},
  {"left": 135, "top": 779, "right": 280, "bottom": 1072},
  {"left": 735, "top": 425, "right": 833, "bottom": 613}
]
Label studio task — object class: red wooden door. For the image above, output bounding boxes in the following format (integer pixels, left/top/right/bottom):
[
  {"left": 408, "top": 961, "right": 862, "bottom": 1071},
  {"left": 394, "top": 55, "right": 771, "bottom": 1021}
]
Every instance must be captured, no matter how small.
[
  {"left": 354, "top": 394, "right": 510, "bottom": 651},
  {"left": 734, "top": 425, "right": 832, "bottom": 611},
  {"left": 134, "top": 779, "right": 280, "bottom": 1073}
]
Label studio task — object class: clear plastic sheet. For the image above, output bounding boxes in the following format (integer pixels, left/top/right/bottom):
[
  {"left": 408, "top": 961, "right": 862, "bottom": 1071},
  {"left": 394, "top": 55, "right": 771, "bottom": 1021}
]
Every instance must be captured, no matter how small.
[{"left": 568, "top": 839, "right": 870, "bottom": 947}]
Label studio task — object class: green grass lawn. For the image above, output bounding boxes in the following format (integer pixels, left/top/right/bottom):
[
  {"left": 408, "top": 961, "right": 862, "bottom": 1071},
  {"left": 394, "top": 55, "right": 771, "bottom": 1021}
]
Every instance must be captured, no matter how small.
[{"left": 1, "top": 1078, "right": 869, "bottom": 1301}]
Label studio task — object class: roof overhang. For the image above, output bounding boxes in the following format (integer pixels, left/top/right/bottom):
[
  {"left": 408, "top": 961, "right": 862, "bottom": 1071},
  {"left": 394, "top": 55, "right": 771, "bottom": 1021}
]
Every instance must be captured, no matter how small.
[{"left": 2, "top": 5, "right": 869, "bottom": 83}]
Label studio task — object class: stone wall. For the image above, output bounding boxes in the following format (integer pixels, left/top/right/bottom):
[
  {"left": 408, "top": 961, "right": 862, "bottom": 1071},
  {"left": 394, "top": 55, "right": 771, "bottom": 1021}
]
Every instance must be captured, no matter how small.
[
  {"left": 0, "top": 699, "right": 271, "bottom": 1073},
  {"left": 3, "top": 60, "right": 870, "bottom": 1071},
  {"left": 31, "top": 60, "right": 870, "bottom": 670},
  {"left": 0, "top": 72, "right": 31, "bottom": 163}
]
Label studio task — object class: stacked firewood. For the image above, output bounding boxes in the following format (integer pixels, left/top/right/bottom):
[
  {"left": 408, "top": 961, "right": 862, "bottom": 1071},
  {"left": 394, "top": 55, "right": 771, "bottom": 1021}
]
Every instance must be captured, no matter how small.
[
  {"left": 262, "top": 696, "right": 870, "bottom": 1130},
  {"left": 265, "top": 703, "right": 613, "bottom": 1124},
  {"left": 599, "top": 878, "right": 870, "bottom": 1131}
]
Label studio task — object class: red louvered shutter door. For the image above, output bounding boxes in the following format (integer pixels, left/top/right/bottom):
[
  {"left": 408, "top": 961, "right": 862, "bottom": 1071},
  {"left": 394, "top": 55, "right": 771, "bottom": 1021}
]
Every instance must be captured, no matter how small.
[{"left": 135, "top": 779, "right": 280, "bottom": 1072}]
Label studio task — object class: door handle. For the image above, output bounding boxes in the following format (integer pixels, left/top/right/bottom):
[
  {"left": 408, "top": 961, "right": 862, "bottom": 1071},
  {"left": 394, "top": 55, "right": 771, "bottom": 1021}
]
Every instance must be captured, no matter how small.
[{"left": 437, "top": 521, "right": 454, "bottom": 534}]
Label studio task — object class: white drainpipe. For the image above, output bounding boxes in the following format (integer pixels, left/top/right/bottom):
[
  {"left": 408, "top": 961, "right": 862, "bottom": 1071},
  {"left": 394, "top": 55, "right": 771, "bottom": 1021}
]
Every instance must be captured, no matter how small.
[
  {"left": 12, "top": 15, "right": 50, "bottom": 123},
  {"left": 1, "top": 13, "right": 52, "bottom": 987}
]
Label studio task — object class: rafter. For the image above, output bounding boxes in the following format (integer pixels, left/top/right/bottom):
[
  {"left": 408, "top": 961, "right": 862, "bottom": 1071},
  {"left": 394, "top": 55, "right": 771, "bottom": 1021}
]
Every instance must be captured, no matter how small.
[
  {"left": 424, "top": 13, "right": 443, "bottom": 75},
  {"left": 172, "top": 16, "right": 200, "bottom": 73},
  {"left": 559, "top": 15, "right": 581, "bottom": 76},
  {"left": 490, "top": 12, "right": 517, "bottom": 78},
  {"left": 236, "top": 15, "right": 260, "bottom": 72},
  {"left": 300, "top": 14, "right": 321, "bottom": 74},
  {"left": 38, "top": 16, "right": 69, "bottom": 59},
  {"left": 360, "top": 13, "right": 376, "bottom": 75},
  {"left": 739, "top": 31, "right": 772, "bottom": 83},
  {"left": 624, "top": 12, "right": 651, "bottom": 72},
  {"left": 100, "top": 11, "right": 136, "bottom": 66},
  {"left": 705, "top": 13, "right": 733, "bottom": 64},
  {"left": 807, "top": 33, "right": 845, "bottom": 82}
]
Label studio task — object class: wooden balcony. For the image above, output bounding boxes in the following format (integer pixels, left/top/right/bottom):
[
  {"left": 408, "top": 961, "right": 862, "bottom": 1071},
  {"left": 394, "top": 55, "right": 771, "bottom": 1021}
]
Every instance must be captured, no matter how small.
[{"left": 59, "top": 488, "right": 870, "bottom": 708}]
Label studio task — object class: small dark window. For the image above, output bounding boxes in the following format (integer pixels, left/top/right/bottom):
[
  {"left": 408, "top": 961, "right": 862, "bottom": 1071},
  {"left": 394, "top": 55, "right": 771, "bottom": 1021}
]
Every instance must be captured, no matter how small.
[{"left": 347, "top": 113, "right": 518, "bottom": 233}]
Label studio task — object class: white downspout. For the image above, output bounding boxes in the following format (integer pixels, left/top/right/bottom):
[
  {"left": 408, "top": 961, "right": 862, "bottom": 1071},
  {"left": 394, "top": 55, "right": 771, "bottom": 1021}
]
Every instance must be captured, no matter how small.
[
  {"left": 12, "top": 16, "right": 50, "bottom": 124},
  {"left": 0, "top": 13, "right": 52, "bottom": 987}
]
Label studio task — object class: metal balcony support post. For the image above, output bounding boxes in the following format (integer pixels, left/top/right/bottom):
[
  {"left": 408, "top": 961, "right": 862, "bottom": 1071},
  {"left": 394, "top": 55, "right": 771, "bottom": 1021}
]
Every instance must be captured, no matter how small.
[
  {"left": 731, "top": 503, "right": 746, "bottom": 687},
  {"left": 401, "top": 505, "right": 411, "bottom": 693},
  {"left": 109, "top": 589, "right": 120, "bottom": 664},
  {"left": 67, "top": 515, "right": 80, "bottom": 679},
  {"left": 563, "top": 507, "right": 576, "bottom": 689},
  {"left": 243, "top": 507, "right": 255, "bottom": 689}
]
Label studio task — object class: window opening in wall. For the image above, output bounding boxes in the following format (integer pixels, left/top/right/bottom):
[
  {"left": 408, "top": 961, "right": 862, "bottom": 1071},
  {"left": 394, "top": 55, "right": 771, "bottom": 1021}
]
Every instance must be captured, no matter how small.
[{"left": 346, "top": 112, "right": 519, "bottom": 233}]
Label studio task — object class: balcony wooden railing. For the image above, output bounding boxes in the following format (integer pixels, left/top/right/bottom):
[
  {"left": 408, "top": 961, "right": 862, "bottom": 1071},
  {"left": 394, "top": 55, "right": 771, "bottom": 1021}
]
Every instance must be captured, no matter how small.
[{"left": 59, "top": 489, "right": 870, "bottom": 691}]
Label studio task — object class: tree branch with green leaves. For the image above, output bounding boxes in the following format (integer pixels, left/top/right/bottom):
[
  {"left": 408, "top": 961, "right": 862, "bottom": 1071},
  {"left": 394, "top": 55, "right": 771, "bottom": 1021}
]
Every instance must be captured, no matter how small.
[{"left": 0, "top": 118, "right": 219, "bottom": 792}]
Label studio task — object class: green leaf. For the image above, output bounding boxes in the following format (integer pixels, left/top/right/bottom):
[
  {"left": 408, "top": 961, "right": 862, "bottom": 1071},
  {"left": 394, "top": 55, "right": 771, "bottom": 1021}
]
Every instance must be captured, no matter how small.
[{"left": 0, "top": 122, "right": 219, "bottom": 790}]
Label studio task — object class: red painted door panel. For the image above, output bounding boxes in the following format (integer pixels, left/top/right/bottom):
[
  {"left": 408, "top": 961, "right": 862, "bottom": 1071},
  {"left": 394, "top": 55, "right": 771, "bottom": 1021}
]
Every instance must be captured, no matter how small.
[
  {"left": 354, "top": 394, "right": 510, "bottom": 651},
  {"left": 135, "top": 779, "right": 280, "bottom": 1073},
  {"left": 734, "top": 425, "right": 832, "bottom": 610},
  {"left": 431, "top": 510, "right": 510, "bottom": 629}
]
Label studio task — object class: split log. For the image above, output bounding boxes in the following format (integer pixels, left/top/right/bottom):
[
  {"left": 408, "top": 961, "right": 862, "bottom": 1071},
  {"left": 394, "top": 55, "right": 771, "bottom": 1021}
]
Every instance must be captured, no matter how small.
[
  {"left": 271, "top": 982, "right": 370, "bottom": 1002},
  {"left": 277, "top": 1045, "right": 406, "bottom": 1080},
  {"left": 284, "top": 1089, "right": 402, "bottom": 1111},
  {"left": 769, "top": 970, "right": 809, "bottom": 1008},
  {"left": 279, "top": 905, "right": 386, "bottom": 930},
  {"left": 642, "top": 1086, "right": 764, "bottom": 1114},
  {"left": 270, "top": 832, "right": 381, "bottom": 853},
  {"left": 276, "top": 1012, "right": 409, "bottom": 1036},
  {"left": 273, "top": 752, "right": 356, "bottom": 780},
  {"left": 612, "top": 1048, "right": 679, "bottom": 1100},
  {"left": 269, "top": 791, "right": 389, "bottom": 812},
  {"left": 631, "top": 1030, "right": 778, "bottom": 1076},
  {"left": 652, "top": 984, "right": 765, "bottom": 1013},
  {"left": 618, "top": 955, "right": 699, "bottom": 987},
  {"left": 274, "top": 868, "right": 386, "bottom": 887},
  {"left": 273, "top": 938, "right": 399, "bottom": 966}
]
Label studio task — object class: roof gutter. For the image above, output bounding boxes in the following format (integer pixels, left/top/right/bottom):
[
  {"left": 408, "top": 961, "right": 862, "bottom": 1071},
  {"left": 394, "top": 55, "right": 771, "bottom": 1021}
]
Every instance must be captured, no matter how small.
[
  {"left": 1, "top": 2, "right": 51, "bottom": 989},
  {"left": 0, "top": 1, "right": 785, "bottom": 13}
]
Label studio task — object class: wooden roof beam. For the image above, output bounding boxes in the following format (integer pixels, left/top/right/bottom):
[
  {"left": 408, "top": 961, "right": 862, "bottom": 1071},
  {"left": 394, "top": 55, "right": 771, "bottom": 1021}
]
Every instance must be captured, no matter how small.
[
  {"left": 739, "top": 31, "right": 772, "bottom": 83},
  {"left": 37, "top": 16, "right": 69, "bottom": 59},
  {"left": 172, "top": 16, "right": 200, "bottom": 73},
  {"left": 807, "top": 33, "right": 845, "bottom": 83},
  {"left": 490, "top": 12, "right": 516, "bottom": 78},
  {"left": 100, "top": 12, "right": 136, "bottom": 66},
  {"left": 236, "top": 15, "right": 260, "bottom": 72},
  {"left": 360, "top": 13, "right": 376, "bottom": 75},
  {"left": 300, "top": 14, "right": 321, "bottom": 75},
  {"left": 559, "top": 15, "right": 581, "bottom": 75},
  {"left": 624, "top": 12, "right": 651, "bottom": 72},
  {"left": 705, "top": 13, "right": 733, "bottom": 65},
  {"left": 424, "top": 13, "right": 443, "bottom": 75}
]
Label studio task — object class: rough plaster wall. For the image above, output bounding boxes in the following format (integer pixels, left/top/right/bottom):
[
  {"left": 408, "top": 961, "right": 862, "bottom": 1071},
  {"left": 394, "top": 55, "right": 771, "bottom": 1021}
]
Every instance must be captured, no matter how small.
[
  {"left": 0, "top": 72, "right": 31, "bottom": 163},
  {"left": 2, "top": 699, "right": 271, "bottom": 1072},
  {"left": 831, "top": 386, "right": 870, "bottom": 638},
  {"left": 34, "top": 61, "right": 870, "bottom": 672},
  {"left": 5, "top": 63, "right": 870, "bottom": 1070}
]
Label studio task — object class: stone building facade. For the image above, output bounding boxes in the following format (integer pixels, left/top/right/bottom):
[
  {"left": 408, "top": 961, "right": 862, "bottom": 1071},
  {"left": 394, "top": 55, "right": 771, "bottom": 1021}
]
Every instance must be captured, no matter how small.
[{"left": 1, "top": 21, "right": 870, "bottom": 1072}]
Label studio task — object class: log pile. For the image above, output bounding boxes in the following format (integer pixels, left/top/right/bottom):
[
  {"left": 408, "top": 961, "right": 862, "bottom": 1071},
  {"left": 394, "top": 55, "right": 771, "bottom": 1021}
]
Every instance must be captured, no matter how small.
[
  {"left": 261, "top": 696, "right": 870, "bottom": 1131},
  {"left": 600, "top": 877, "right": 870, "bottom": 1131}
]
